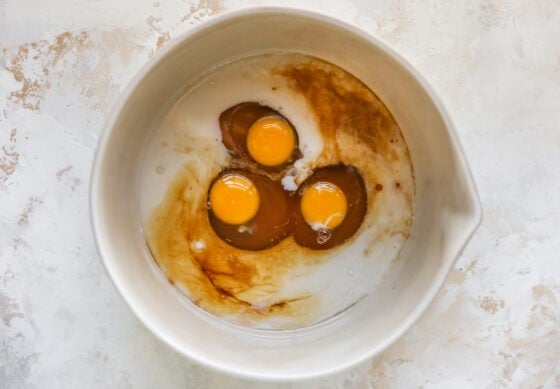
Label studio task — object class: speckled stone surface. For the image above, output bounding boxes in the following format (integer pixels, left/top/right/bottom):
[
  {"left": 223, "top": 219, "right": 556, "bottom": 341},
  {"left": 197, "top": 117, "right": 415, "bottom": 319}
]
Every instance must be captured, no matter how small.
[{"left": 1, "top": 0, "right": 559, "bottom": 387}]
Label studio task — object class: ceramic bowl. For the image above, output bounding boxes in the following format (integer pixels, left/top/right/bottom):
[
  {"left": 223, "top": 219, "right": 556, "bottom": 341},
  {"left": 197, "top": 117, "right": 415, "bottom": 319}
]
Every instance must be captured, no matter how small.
[{"left": 90, "top": 7, "right": 482, "bottom": 380}]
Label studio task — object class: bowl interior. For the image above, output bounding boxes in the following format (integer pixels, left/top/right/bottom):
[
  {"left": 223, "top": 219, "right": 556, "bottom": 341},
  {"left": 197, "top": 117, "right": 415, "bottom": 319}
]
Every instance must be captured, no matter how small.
[{"left": 91, "top": 8, "right": 481, "bottom": 380}]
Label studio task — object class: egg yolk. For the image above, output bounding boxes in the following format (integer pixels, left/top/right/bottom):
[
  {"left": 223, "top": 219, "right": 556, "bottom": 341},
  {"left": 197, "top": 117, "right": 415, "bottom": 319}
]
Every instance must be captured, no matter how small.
[
  {"left": 246, "top": 117, "right": 295, "bottom": 166},
  {"left": 209, "top": 173, "right": 260, "bottom": 225},
  {"left": 301, "top": 182, "right": 348, "bottom": 230}
]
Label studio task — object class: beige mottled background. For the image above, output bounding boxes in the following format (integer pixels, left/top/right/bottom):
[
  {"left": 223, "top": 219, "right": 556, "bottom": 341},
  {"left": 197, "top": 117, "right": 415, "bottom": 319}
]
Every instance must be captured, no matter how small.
[{"left": 1, "top": 0, "right": 559, "bottom": 387}]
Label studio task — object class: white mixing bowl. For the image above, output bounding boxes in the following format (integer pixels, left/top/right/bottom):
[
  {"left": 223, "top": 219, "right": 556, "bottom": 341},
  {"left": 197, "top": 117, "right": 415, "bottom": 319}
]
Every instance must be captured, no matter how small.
[{"left": 90, "top": 7, "right": 482, "bottom": 380}]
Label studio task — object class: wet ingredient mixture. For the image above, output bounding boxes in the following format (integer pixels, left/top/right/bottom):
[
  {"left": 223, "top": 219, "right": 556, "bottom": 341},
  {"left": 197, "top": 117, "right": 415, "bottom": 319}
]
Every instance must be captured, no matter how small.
[{"left": 142, "top": 53, "right": 414, "bottom": 329}]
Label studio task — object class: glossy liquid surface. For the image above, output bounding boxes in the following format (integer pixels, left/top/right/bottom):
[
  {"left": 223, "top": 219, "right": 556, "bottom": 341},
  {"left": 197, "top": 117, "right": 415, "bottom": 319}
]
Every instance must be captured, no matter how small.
[{"left": 141, "top": 53, "right": 414, "bottom": 329}]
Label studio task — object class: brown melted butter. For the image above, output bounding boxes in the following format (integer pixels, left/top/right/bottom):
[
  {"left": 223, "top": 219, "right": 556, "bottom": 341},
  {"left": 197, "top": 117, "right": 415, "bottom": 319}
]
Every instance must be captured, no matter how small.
[
  {"left": 275, "top": 57, "right": 404, "bottom": 167},
  {"left": 146, "top": 54, "right": 413, "bottom": 329}
]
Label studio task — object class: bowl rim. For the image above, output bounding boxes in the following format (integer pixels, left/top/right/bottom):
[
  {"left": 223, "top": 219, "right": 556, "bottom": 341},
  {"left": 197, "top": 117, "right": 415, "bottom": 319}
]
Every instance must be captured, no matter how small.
[{"left": 90, "top": 5, "right": 483, "bottom": 381}]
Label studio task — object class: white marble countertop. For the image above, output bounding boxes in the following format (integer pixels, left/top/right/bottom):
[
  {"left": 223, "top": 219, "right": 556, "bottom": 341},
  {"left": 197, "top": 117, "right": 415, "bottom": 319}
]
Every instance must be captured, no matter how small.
[{"left": 1, "top": 0, "right": 559, "bottom": 387}]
